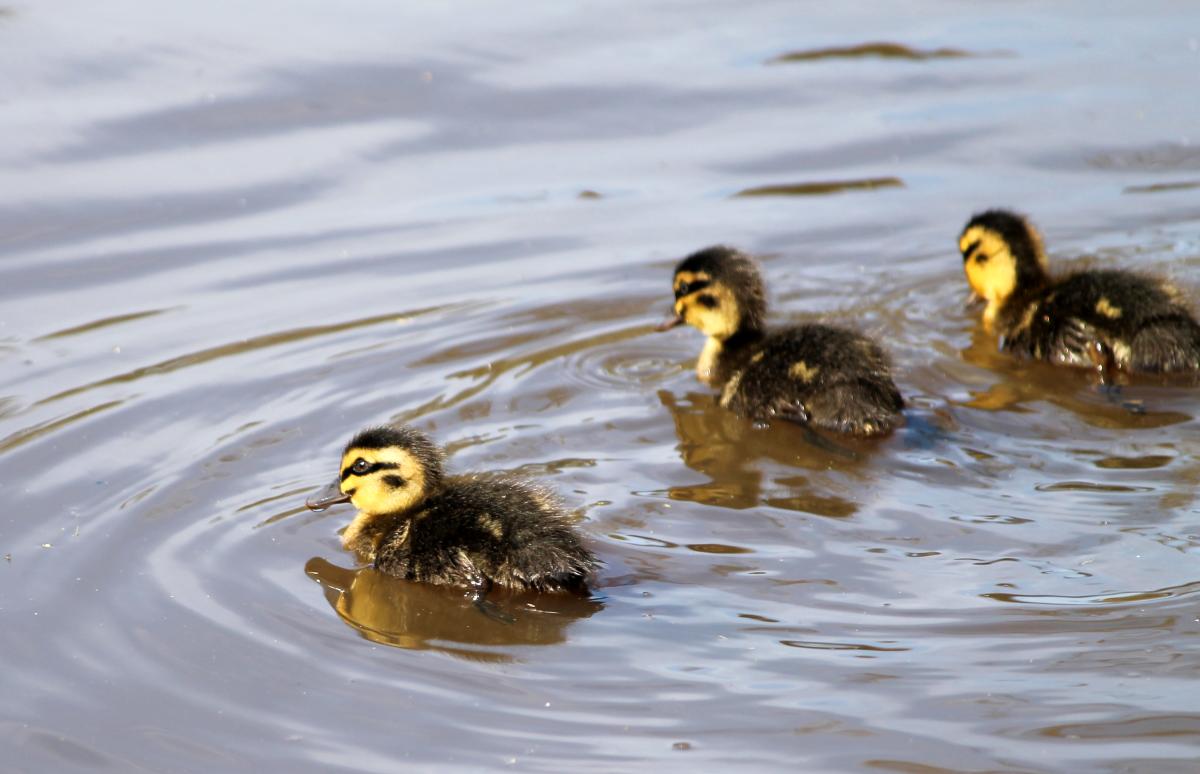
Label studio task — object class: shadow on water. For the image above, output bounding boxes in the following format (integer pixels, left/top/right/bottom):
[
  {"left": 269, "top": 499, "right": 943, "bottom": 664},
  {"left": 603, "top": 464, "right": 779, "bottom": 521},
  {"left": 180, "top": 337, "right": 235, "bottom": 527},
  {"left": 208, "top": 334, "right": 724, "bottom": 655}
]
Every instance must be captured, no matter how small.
[{"left": 305, "top": 558, "right": 603, "bottom": 661}]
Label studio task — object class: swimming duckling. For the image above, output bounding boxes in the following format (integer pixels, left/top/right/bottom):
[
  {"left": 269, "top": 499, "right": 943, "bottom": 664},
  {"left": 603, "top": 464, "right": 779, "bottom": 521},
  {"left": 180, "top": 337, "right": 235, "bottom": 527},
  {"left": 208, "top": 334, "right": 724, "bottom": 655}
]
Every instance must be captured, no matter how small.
[
  {"left": 656, "top": 246, "right": 904, "bottom": 436},
  {"left": 960, "top": 209, "right": 1200, "bottom": 375},
  {"left": 306, "top": 425, "right": 598, "bottom": 611}
]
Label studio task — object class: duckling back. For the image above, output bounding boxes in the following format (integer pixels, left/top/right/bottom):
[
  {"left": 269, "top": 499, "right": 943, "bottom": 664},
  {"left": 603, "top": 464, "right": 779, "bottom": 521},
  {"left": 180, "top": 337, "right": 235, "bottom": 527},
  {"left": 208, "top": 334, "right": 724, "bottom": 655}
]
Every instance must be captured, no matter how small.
[{"left": 375, "top": 475, "right": 598, "bottom": 592}]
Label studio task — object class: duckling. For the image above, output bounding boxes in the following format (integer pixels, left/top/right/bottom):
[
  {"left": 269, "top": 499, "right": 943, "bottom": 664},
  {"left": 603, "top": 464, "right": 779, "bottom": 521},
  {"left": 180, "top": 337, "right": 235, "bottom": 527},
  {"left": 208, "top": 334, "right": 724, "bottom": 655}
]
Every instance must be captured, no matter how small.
[
  {"left": 656, "top": 246, "right": 904, "bottom": 436},
  {"left": 306, "top": 425, "right": 598, "bottom": 612},
  {"left": 959, "top": 209, "right": 1200, "bottom": 375}
]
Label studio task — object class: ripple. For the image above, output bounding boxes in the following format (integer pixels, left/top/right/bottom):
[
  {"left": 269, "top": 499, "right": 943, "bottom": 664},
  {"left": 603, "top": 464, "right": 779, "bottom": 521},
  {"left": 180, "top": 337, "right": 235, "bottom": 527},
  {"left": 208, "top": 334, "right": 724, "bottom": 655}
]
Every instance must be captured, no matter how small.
[
  {"left": 1035, "top": 480, "right": 1155, "bottom": 493},
  {"left": 767, "top": 42, "right": 977, "bottom": 63},
  {"left": 1038, "top": 714, "right": 1200, "bottom": 740},
  {"left": 984, "top": 580, "right": 1200, "bottom": 606},
  {"left": 562, "top": 341, "right": 686, "bottom": 392},
  {"left": 685, "top": 543, "right": 753, "bottom": 554},
  {"left": 779, "top": 639, "right": 908, "bottom": 653},
  {"left": 1094, "top": 454, "right": 1174, "bottom": 470},
  {"left": 733, "top": 177, "right": 903, "bottom": 197},
  {"left": 1124, "top": 179, "right": 1200, "bottom": 194},
  {"left": 950, "top": 514, "right": 1033, "bottom": 525},
  {"left": 33, "top": 308, "right": 174, "bottom": 342},
  {"left": 33, "top": 306, "right": 448, "bottom": 407}
]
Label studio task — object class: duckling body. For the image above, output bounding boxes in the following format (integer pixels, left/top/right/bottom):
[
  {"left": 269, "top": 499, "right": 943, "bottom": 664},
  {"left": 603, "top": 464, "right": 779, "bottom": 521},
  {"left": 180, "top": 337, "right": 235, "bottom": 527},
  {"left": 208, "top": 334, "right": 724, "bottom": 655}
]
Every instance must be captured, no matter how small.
[
  {"left": 368, "top": 475, "right": 595, "bottom": 592},
  {"left": 961, "top": 210, "right": 1200, "bottom": 374},
  {"left": 659, "top": 246, "right": 903, "bottom": 436},
  {"left": 307, "top": 426, "right": 597, "bottom": 598}
]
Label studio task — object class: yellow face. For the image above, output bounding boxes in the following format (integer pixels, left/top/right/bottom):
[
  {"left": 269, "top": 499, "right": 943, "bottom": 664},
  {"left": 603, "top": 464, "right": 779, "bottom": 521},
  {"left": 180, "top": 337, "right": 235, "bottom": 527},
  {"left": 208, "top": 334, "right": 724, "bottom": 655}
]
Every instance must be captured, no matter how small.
[
  {"left": 959, "top": 226, "right": 1017, "bottom": 326},
  {"left": 337, "top": 446, "right": 427, "bottom": 516},
  {"left": 672, "top": 270, "right": 740, "bottom": 340}
]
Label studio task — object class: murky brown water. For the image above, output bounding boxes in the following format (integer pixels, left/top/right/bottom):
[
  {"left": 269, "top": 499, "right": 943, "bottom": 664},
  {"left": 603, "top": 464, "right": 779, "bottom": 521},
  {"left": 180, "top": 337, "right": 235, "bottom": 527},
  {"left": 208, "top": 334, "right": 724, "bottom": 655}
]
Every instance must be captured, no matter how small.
[{"left": 4, "top": 2, "right": 1200, "bottom": 771}]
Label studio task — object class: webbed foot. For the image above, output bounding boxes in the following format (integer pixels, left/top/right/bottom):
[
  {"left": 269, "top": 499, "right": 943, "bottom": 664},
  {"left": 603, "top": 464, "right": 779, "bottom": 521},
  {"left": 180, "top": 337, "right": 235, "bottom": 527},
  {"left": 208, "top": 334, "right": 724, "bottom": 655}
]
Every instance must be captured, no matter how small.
[
  {"left": 1099, "top": 384, "right": 1145, "bottom": 415},
  {"left": 471, "top": 594, "right": 516, "bottom": 624}
]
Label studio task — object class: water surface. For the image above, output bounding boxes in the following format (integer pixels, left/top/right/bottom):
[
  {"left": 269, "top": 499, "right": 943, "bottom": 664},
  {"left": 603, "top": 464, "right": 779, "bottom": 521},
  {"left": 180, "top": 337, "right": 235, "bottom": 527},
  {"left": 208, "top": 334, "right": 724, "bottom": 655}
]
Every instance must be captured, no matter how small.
[{"left": 3, "top": 1, "right": 1200, "bottom": 771}]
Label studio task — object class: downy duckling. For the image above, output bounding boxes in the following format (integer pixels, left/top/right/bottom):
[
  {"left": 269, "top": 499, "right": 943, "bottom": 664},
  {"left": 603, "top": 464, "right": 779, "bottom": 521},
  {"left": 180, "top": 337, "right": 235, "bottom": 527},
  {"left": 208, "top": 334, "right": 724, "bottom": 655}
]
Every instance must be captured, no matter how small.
[
  {"left": 960, "top": 209, "right": 1200, "bottom": 375},
  {"left": 656, "top": 246, "right": 904, "bottom": 436},
  {"left": 306, "top": 425, "right": 598, "bottom": 610}
]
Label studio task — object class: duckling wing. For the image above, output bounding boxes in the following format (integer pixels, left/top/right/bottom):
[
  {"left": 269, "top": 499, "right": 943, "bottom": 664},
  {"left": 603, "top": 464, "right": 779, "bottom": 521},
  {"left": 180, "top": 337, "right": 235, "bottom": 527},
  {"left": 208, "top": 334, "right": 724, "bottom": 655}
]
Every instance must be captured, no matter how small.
[
  {"left": 1011, "top": 272, "right": 1200, "bottom": 373},
  {"left": 416, "top": 478, "right": 597, "bottom": 592},
  {"left": 725, "top": 324, "right": 903, "bottom": 436},
  {"left": 1027, "top": 315, "right": 1107, "bottom": 369}
]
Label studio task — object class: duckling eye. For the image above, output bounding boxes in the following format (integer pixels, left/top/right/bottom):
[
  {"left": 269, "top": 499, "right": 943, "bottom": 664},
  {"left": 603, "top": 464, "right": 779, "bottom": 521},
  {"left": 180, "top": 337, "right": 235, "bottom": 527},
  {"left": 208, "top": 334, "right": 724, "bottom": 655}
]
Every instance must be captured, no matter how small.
[
  {"left": 674, "top": 279, "right": 709, "bottom": 299},
  {"left": 351, "top": 458, "right": 371, "bottom": 475}
]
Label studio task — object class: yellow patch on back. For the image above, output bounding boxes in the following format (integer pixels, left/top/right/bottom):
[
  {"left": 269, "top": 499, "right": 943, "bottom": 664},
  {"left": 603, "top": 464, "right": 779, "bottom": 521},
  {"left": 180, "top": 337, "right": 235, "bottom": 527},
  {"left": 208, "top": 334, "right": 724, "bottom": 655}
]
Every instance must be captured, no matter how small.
[
  {"left": 960, "top": 225, "right": 1018, "bottom": 330},
  {"left": 476, "top": 514, "right": 505, "bottom": 540},
  {"left": 1095, "top": 297, "right": 1122, "bottom": 319},
  {"left": 1013, "top": 301, "right": 1039, "bottom": 334},
  {"left": 719, "top": 368, "right": 744, "bottom": 407},
  {"left": 1111, "top": 341, "right": 1132, "bottom": 367},
  {"left": 789, "top": 361, "right": 820, "bottom": 382},
  {"left": 1160, "top": 280, "right": 1184, "bottom": 304},
  {"left": 750, "top": 351, "right": 764, "bottom": 364}
]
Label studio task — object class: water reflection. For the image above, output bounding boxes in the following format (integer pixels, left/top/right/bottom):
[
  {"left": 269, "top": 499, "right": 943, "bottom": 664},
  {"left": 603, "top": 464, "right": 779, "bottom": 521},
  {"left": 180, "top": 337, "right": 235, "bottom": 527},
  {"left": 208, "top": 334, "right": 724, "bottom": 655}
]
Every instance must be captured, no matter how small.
[
  {"left": 958, "top": 326, "right": 1194, "bottom": 428},
  {"left": 305, "top": 558, "right": 602, "bottom": 661},
  {"left": 657, "top": 389, "right": 861, "bottom": 517}
]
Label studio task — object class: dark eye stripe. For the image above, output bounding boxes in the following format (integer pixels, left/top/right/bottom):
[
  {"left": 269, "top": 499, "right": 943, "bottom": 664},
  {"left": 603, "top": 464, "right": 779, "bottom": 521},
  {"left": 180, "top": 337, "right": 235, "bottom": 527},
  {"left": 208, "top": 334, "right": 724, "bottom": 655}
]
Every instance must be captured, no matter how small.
[
  {"left": 340, "top": 461, "right": 400, "bottom": 481},
  {"left": 675, "top": 279, "right": 710, "bottom": 299},
  {"left": 961, "top": 240, "right": 982, "bottom": 262}
]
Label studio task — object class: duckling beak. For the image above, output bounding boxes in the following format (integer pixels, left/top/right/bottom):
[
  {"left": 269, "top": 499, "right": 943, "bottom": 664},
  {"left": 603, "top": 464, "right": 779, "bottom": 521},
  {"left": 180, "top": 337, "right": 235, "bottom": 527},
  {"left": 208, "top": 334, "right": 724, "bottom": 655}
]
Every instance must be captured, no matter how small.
[
  {"left": 655, "top": 313, "right": 684, "bottom": 332},
  {"left": 306, "top": 478, "right": 352, "bottom": 511}
]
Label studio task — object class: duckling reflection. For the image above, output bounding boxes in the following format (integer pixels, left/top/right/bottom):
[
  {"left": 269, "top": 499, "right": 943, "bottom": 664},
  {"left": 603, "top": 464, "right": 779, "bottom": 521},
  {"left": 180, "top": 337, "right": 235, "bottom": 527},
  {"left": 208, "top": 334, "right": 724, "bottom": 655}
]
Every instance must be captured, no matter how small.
[
  {"left": 306, "top": 557, "right": 602, "bottom": 660},
  {"left": 659, "top": 390, "right": 860, "bottom": 518},
  {"left": 958, "top": 328, "right": 1193, "bottom": 429}
]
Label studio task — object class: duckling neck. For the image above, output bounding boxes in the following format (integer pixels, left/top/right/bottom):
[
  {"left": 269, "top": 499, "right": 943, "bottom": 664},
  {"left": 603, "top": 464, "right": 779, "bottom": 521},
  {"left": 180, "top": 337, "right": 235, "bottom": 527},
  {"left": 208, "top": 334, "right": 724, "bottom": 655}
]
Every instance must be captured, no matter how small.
[
  {"left": 699, "top": 327, "right": 764, "bottom": 386},
  {"left": 342, "top": 510, "right": 412, "bottom": 564}
]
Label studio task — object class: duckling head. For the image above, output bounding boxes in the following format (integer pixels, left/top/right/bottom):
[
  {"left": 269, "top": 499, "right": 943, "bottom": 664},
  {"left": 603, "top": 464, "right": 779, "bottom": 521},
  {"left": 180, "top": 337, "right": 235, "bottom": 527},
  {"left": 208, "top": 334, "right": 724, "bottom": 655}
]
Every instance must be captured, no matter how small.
[
  {"left": 959, "top": 209, "right": 1049, "bottom": 327},
  {"left": 307, "top": 425, "right": 445, "bottom": 516},
  {"left": 657, "top": 245, "right": 766, "bottom": 340}
]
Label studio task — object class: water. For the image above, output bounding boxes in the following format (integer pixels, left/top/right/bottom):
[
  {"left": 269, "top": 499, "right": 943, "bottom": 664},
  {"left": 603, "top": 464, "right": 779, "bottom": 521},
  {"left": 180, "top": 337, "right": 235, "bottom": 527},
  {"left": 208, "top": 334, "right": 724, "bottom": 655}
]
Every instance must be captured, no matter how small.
[{"left": 3, "top": 1, "right": 1200, "bottom": 771}]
